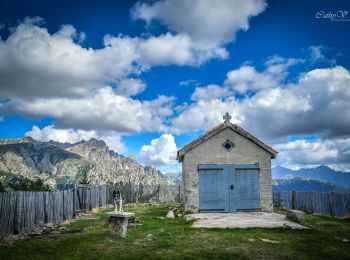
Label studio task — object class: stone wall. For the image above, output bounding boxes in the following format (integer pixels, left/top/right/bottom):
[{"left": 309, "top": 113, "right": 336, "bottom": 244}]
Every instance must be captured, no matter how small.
[{"left": 182, "top": 128, "right": 273, "bottom": 212}]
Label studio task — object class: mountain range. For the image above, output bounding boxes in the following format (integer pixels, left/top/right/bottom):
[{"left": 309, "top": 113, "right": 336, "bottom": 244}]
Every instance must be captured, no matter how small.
[
  {"left": 272, "top": 177, "right": 349, "bottom": 192},
  {"left": 272, "top": 165, "right": 350, "bottom": 189},
  {"left": 1, "top": 136, "right": 349, "bottom": 193},
  {"left": 0, "top": 137, "right": 173, "bottom": 189}
]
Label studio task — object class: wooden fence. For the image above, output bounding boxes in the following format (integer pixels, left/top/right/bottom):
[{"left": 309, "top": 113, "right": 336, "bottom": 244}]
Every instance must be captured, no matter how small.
[
  {"left": 0, "top": 184, "right": 109, "bottom": 238},
  {"left": 273, "top": 191, "right": 350, "bottom": 217}
]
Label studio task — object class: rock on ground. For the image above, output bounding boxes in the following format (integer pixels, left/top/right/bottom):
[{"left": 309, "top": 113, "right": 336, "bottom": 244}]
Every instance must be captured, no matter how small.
[
  {"left": 286, "top": 209, "right": 305, "bottom": 224},
  {"left": 260, "top": 238, "right": 281, "bottom": 244},
  {"left": 166, "top": 210, "right": 175, "bottom": 219}
]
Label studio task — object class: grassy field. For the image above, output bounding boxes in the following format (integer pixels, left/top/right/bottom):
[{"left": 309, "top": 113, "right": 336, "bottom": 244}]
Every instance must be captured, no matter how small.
[{"left": 1, "top": 204, "right": 350, "bottom": 259}]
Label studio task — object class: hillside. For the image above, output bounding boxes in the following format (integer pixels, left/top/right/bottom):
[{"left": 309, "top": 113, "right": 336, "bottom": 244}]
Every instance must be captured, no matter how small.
[{"left": 0, "top": 137, "right": 173, "bottom": 189}]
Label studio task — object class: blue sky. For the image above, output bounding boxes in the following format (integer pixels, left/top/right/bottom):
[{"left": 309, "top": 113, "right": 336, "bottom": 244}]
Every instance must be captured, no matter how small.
[{"left": 0, "top": 0, "right": 350, "bottom": 172}]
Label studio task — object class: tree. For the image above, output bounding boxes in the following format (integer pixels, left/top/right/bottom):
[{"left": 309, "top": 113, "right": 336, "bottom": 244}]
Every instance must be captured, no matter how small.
[
  {"left": 79, "top": 171, "right": 90, "bottom": 185},
  {"left": 8, "top": 178, "right": 52, "bottom": 191}
]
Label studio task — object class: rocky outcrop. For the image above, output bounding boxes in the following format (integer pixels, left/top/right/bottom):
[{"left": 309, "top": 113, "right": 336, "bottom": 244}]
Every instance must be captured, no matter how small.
[{"left": 0, "top": 137, "right": 174, "bottom": 190}]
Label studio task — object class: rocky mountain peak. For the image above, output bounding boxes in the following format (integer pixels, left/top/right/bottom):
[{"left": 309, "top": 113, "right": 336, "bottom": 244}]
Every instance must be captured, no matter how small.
[
  {"left": 66, "top": 138, "right": 109, "bottom": 159},
  {"left": 0, "top": 136, "right": 37, "bottom": 145},
  {"left": 0, "top": 136, "right": 175, "bottom": 191}
]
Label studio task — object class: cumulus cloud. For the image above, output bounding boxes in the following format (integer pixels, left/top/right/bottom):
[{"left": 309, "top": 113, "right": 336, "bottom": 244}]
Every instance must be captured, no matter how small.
[
  {"left": 172, "top": 65, "right": 350, "bottom": 142},
  {"left": 25, "top": 125, "right": 125, "bottom": 152},
  {"left": 225, "top": 65, "right": 278, "bottom": 93},
  {"left": 132, "top": 0, "right": 266, "bottom": 46},
  {"left": 139, "top": 134, "right": 178, "bottom": 166},
  {"left": 191, "top": 84, "right": 233, "bottom": 101},
  {"left": 0, "top": 18, "right": 141, "bottom": 99},
  {"left": 0, "top": 4, "right": 267, "bottom": 99},
  {"left": 274, "top": 138, "right": 350, "bottom": 170},
  {"left": 172, "top": 64, "right": 350, "bottom": 170},
  {"left": 138, "top": 33, "right": 193, "bottom": 66},
  {"left": 132, "top": 0, "right": 266, "bottom": 64},
  {"left": 171, "top": 98, "right": 242, "bottom": 134},
  {"left": 224, "top": 56, "right": 302, "bottom": 93},
  {"left": 115, "top": 78, "right": 146, "bottom": 97},
  {"left": 0, "top": 16, "right": 246, "bottom": 102},
  {"left": 1, "top": 87, "right": 174, "bottom": 134},
  {"left": 188, "top": 56, "right": 301, "bottom": 100},
  {"left": 138, "top": 33, "right": 229, "bottom": 66}
]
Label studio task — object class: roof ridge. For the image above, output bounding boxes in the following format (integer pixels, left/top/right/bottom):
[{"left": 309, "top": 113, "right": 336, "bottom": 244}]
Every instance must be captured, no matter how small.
[{"left": 177, "top": 123, "right": 278, "bottom": 162}]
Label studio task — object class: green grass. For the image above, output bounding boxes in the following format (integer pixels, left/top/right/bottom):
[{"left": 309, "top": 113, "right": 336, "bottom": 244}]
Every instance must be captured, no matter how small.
[{"left": 1, "top": 204, "right": 350, "bottom": 259}]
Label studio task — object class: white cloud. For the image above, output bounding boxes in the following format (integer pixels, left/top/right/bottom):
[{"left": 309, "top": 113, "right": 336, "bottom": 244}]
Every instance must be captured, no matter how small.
[
  {"left": 137, "top": 33, "right": 229, "bottom": 66},
  {"left": 132, "top": 0, "right": 266, "bottom": 46},
  {"left": 172, "top": 65, "right": 350, "bottom": 141},
  {"left": 0, "top": 9, "right": 265, "bottom": 100},
  {"left": 139, "top": 134, "right": 178, "bottom": 166},
  {"left": 191, "top": 84, "right": 233, "bottom": 101},
  {"left": 307, "top": 45, "right": 336, "bottom": 65},
  {"left": 1, "top": 87, "right": 174, "bottom": 134},
  {"left": 172, "top": 64, "right": 350, "bottom": 168},
  {"left": 132, "top": 0, "right": 266, "bottom": 64},
  {"left": 0, "top": 18, "right": 141, "bottom": 99},
  {"left": 115, "top": 78, "right": 146, "bottom": 97},
  {"left": 171, "top": 98, "right": 242, "bottom": 134},
  {"left": 138, "top": 33, "right": 193, "bottom": 66},
  {"left": 225, "top": 56, "right": 302, "bottom": 93},
  {"left": 25, "top": 125, "right": 125, "bottom": 152},
  {"left": 188, "top": 56, "right": 301, "bottom": 100},
  {"left": 273, "top": 137, "right": 350, "bottom": 170},
  {"left": 224, "top": 65, "right": 278, "bottom": 93}
]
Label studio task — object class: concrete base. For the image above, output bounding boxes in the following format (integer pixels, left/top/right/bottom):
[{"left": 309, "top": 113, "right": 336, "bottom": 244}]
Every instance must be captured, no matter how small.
[
  {"left": 186, "top": 212, "right": 307, "bottom": 229},
  {"left": 106, "top": 212, "right": 135, "bottom": 238}
]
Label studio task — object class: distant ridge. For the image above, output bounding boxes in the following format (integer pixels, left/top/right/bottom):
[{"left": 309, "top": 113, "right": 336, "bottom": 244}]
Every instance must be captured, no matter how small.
[
  {"left": 272, "top": 177, "right": 349, "bottom": 192},
  {"left": 272, "top": 165, "right": 350, "bottom": 189}
]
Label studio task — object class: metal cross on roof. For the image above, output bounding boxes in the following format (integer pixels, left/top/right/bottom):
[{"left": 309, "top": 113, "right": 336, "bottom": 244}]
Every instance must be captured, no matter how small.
[{"left": 223, "top": 112, "right": 232, "bottom": 124}]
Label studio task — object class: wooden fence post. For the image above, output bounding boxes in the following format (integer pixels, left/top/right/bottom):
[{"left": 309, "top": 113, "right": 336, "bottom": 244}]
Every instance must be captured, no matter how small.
[
  {"left": 14, "top": 192, "right": 21, "bottom": 234},
  {"left": 328, "top": 192, "right": 334, "bottom": 217},
  {"left": 291, "top": 191, "right": 296, "bottom": 210}
]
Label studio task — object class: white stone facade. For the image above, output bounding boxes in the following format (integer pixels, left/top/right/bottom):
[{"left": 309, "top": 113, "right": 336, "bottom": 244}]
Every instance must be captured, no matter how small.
[{"left": 181, "top": 127, "right": 274, "bottom": 213}]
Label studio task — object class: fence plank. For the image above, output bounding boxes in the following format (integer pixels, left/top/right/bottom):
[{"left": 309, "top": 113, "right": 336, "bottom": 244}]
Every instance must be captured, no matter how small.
[
  {"left": 273, "top": 191, "right": 350, "bottom": 217},
  {"left": 1, "top": 183, "right": 172, "bottom": 237}
]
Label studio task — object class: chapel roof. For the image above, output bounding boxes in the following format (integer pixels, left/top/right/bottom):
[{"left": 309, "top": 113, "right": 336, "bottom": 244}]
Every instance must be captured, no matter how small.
[{"left": 176, "top": 113, "right": 278, "bottom": 162}]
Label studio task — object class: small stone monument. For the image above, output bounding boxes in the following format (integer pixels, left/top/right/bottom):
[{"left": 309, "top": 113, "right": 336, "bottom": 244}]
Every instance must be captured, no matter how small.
[{"left": 106, "top": 192, "right": 135, "bottom": 238}]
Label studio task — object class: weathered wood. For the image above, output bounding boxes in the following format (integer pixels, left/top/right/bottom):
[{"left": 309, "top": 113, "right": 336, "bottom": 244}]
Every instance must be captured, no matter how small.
[
  {"left": 0, "top": 185, "right": 119, "bottom": 237},
  {"left": 14, "top": 192, "right": 22, "bottom": 234},
  {"left": 273, "top": 191, "right": 350, "bottom": 217}
]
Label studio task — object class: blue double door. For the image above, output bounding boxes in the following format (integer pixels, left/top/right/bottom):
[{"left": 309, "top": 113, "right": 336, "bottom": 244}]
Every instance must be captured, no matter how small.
[{"left": 198, "top": 164, "right": 260, "bottom": 212}]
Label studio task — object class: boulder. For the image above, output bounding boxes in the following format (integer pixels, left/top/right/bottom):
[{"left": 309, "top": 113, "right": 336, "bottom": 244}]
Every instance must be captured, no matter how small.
[
  {"left": 286, "top": 209, "right": 305, "bottom": 224},
  {"left": 166, "top": 210, "right": 175, "bottom": 219}
]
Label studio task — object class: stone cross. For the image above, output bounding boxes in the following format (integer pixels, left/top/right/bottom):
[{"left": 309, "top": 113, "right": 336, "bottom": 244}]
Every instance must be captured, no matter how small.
[{"left": 223, "top": 112, "right": 232, "bottom": 124}]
